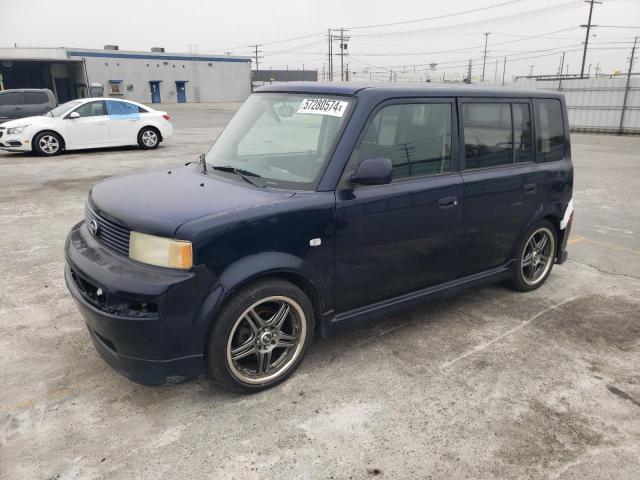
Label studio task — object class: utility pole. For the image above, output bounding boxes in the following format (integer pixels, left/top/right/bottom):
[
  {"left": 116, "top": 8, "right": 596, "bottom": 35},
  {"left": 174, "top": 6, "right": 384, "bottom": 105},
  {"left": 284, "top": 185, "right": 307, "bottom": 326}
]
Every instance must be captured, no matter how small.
[
  {"left": 529, "top": 65, "right": 535, "bottom": 77},
  {"left": 619, "top": 36, "right": 638, "bottom": 133},
  {"left": 345, "top": 64, "right": 350, "bottom": 81},
  {"left": 494, "top": 59, "right": 498, "bottom": 83},
  {"left": 466, "top": 58, "right": 473, "bottom": 84},
  {"left": 338, "top": 28, "right": 349, "bottom": 82},
  {"left": 481, "top": 32, "right": 490, "bottom": 81},
  {"left": 595, "top": 62, "right": 600, "bottom": 77},
  {"left": 558, "top": 51, "right": 566, "bottom": 91},
  {"left": 250, "top": 44, "right": 263, "bottom": 74},
  {"left": 502, "top": 56, "right": 507, "bottom": 86},
  {"left": 327, "top": 29, "right": 332, "bottom": 81},
  {"left": 581, "top": 0, "right": 602, "bottom": 78}
]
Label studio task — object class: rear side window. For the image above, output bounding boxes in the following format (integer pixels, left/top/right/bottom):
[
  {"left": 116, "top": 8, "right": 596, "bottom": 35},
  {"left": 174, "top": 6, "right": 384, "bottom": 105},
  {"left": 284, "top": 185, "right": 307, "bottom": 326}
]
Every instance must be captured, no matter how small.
[
  {"left": 534, "top": 99, "right": 565, "bottom": 162},
  {"left": 106, "top": 100, "right": 140, "bottom": 117},
  {"left": 353, "top": 102, "right": 452, "bottom": 180},
  {"left": 463, "top": 103, "right": 512, "bottom": 169},
  {"left": 0, "top": 92, "right": 21, "bottom": 106},
  {"left": 513, "top": 103, "right": 533, "bottom": 163},
  {"left": 23, "top": 91, "right": 50, "bottom": 105}
]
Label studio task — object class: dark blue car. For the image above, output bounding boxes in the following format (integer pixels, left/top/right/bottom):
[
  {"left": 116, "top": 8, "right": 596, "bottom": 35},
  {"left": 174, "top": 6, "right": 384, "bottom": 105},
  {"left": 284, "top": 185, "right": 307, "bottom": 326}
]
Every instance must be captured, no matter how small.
[{"left": 65, "top": 83, "right": 574, "bottom": 392}]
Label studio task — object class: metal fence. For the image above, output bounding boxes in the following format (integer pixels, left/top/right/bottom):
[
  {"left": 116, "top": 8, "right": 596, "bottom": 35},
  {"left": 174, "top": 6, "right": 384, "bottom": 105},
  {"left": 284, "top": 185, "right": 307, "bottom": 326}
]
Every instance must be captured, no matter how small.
[{"left": 513, "top": 76, "right": 640, "bottom": 134}]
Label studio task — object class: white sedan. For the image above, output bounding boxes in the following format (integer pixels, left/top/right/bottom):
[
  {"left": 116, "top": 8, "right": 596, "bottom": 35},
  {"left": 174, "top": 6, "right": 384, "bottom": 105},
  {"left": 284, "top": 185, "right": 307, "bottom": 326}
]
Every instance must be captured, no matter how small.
[{"left": 0, "top": 98, "right": 173, "bottom": 155}]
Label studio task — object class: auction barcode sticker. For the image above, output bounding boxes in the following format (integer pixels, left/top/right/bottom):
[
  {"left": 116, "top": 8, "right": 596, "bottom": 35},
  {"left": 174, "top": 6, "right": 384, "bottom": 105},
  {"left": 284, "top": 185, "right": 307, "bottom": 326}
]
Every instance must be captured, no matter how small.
[{"left": 297, "top": 98, "right": 349, "bottom": 117}]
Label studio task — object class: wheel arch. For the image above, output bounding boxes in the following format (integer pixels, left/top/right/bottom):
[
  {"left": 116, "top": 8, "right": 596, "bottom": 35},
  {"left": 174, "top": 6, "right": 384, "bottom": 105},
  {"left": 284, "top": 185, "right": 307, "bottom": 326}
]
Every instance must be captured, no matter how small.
[
  {"left": 139, "top": 125, "right": 162, "bottom": 141},
  {"left": 31, "top": 129, "right": 67, "bottom": 151},
  {"left": 194, "top": 253, "right": 329, "bottom": 355}
]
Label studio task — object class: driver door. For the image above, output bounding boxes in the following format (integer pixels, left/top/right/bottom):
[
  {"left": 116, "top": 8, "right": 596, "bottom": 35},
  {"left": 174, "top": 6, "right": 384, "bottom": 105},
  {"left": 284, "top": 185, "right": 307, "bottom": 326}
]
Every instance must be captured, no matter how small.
[
  {"left": 334, "top": 99, "right": 463, "bottom": 313},
  {"left": 64, "top": 101, "right": 110, "bottom": 149}
]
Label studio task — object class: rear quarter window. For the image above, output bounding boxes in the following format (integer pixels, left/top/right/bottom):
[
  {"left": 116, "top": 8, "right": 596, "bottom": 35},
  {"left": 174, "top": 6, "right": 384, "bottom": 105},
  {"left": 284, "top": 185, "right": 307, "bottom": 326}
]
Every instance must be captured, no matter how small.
[{"left": 534, "top": 98, "right": 565, "bottom": 162}]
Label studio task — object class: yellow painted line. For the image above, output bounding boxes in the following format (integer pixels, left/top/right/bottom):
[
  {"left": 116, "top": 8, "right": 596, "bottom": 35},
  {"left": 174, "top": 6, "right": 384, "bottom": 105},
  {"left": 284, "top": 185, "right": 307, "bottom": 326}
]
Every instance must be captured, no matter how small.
[
  {"left": 567, "top": 236, "right": 585, "bottom": 245},
  {"left": 567, "top": 235, "right": 640, "bottom": 255}
]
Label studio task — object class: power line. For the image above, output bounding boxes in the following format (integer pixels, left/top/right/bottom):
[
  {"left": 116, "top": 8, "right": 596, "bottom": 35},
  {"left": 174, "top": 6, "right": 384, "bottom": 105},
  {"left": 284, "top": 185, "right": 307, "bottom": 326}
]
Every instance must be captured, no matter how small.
[
  {"left": 348, "top": 1, "right": 583, "bottom": 38},
  {"left": 347, "top": 0, "right": 528, "bottom": 30}
]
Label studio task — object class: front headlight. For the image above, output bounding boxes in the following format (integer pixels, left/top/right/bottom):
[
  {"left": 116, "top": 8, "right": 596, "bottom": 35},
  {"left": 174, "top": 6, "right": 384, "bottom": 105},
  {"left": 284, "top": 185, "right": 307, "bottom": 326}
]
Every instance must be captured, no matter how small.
[
  {"left": 129, "top": 231, "right": 193, "bottom": 269},
  {"left": 7, "top": 125, "right": 29, "bottom": 135}
]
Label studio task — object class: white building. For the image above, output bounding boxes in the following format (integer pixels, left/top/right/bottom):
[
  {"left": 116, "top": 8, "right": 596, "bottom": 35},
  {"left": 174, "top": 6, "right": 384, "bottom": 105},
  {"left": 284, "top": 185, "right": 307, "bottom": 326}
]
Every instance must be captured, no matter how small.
[{"left": 0, "top": 46, "right": 252, "bottom": 105}]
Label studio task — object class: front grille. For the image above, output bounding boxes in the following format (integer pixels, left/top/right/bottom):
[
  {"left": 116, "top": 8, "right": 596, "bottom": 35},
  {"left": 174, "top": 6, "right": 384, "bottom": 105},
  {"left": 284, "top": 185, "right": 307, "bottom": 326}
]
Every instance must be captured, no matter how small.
[{"left": 85, "top": 206, "right": 131, "bottom": 257}]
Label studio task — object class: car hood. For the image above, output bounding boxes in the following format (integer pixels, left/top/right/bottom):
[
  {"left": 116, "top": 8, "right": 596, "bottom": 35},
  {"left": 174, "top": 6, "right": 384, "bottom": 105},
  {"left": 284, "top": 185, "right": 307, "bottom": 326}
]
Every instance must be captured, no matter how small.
[
  {"left": 89, "top": 165, "right": 295, "bottom": 237},
  {"left": 0, "top": 115, "right": 51, "bottom": 128}
]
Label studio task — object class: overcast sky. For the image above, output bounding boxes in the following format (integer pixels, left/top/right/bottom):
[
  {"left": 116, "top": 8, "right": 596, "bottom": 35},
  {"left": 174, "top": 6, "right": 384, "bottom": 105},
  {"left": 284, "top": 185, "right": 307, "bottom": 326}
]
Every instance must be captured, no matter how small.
[{"left": 1, "top": 0, "right": 638, "bottom": 81}]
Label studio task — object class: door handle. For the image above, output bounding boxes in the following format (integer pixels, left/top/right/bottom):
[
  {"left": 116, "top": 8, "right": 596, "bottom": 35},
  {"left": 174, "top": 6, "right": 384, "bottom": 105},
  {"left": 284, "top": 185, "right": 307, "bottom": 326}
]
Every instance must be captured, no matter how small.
[
  {"left": 437, "top": 196, "right": 458, "bottom": 208},
  {"left": 96, "top": 121, "right": 106, "bottom": 125},
  {"left": 524, "top": 183, "right": 537, "bottom": 194}
]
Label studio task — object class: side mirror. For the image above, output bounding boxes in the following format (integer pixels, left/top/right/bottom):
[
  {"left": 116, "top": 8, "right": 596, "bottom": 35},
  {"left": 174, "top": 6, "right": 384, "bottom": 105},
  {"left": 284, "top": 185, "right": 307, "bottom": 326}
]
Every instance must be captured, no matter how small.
[
  {"left": 349, "top": 157, "right": 393, "bottom": 186},
  {"left": 68, "top": 111, "right": 80, "bottom": 119}
]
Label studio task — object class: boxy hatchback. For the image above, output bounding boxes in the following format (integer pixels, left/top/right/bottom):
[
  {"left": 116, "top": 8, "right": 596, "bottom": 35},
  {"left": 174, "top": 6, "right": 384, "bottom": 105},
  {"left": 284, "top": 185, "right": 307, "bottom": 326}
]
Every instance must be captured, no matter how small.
[{"left": 64, "top": 83, "right": 574, "bottom": 392}]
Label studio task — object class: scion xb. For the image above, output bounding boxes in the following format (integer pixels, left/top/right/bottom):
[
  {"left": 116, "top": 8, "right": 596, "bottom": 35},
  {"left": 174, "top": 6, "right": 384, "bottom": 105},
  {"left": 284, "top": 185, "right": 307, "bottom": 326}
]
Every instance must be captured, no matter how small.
[{"left": 64, "top": 83, "right": 573, "bottom": 392}]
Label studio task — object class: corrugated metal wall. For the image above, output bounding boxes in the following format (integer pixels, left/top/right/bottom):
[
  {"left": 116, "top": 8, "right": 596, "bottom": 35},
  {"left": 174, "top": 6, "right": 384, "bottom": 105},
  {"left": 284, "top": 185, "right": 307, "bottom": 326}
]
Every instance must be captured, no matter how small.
[{"left": 513, "top": 77, "right": 639, "bottom": 134}]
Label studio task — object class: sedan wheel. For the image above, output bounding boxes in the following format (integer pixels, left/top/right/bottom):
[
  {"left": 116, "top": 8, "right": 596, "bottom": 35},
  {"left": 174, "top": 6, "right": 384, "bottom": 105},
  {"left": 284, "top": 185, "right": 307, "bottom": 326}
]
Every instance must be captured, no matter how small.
[
  {"left": 34, "top": 133, "right": 61, "bottom": 156},
  {"left": 138, "top": 128, "right": 160, "bottom": 149}
]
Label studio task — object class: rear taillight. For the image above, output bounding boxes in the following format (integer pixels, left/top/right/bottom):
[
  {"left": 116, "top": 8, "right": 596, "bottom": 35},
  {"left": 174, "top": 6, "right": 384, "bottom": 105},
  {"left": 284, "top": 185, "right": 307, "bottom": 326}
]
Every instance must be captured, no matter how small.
[{"left": 162, "top": 114, "right": 171, "bottom": 121}]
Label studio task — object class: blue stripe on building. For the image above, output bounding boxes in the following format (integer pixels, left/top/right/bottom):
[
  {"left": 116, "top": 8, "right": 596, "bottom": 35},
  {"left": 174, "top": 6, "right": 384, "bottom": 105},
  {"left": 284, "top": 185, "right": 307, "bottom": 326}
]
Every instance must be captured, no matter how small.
[{"left": 66, "top": 51, "right": 251, "bottom": 63}]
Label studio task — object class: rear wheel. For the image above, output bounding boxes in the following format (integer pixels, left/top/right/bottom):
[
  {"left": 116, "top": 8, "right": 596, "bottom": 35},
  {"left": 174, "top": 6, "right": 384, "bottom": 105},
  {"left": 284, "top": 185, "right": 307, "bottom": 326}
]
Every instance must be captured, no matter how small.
[
  {"left": 137, "top": 127, "right": 160, "bottom": 149},
  {"left": 33, "top": 131, "right": 62, "bottom": 156},
  {"left": 510, "top": 220, "right": 557, "bottom": 292},
  {"left": 205, "top": 278, "right": 314, "bottom": 393}
]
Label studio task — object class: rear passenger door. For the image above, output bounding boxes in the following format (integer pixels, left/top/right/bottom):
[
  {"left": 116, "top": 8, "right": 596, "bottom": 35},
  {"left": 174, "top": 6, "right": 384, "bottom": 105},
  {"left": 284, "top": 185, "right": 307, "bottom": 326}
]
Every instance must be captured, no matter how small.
[
  {"left": 105, "top": 100, "right": 143, "bottom": 145},
  {"left": 334, "top": 99, "right": 463, "bottom": 312},
  {"left": 459, "top": 98, "right": 544, "bottom": 276}
]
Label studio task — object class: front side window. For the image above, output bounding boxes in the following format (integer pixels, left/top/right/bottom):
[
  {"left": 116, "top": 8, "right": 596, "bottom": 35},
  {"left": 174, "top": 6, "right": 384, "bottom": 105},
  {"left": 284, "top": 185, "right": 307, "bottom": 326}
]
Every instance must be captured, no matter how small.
[
  {"left": 463, "top": 103, "right": 512, "bottom": 169},
  {"left": 206, "top": 93, "right": 353, "bottom": 190},
  {"left": 73, "top": 101, "right": 107, "bottom": 117},
  {"left": 534, "top": 99, "right": 565, "bottom": 162},
  {"left": 352, "top": 102, "right": 452, "bottom": 180}
]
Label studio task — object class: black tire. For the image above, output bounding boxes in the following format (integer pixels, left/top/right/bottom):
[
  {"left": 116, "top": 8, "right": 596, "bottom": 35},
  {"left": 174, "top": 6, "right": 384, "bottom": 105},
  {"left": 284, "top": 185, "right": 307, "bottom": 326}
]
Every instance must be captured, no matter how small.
[
  {"left": 205, "top": 278, "right": 315, "bottom": 393},
  {"left": 33, "top": 131, "right": 63, "bottom": 156},
  {"left": 510, "top": 219, "right": 557, "bottom": 292},
  {"left": 137, "top": 127, "right": 160, "bottom": 149}
]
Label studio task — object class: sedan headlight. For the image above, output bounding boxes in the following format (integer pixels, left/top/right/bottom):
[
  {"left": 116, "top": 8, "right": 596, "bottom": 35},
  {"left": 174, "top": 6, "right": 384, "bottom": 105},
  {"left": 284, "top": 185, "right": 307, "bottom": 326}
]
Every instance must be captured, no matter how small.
[
  {"left": 7, "top": 125, "right": 29, "bottom": 135},
  {"left": 129, "top": 231, "right": 192, "bottom": 269}
]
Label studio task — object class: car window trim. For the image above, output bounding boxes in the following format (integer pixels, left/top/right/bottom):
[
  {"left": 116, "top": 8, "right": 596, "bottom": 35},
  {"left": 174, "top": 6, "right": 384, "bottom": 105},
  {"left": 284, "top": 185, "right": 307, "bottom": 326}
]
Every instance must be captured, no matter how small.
[{"left": 338, "top": 96, "right": 458, "bottom": 189}]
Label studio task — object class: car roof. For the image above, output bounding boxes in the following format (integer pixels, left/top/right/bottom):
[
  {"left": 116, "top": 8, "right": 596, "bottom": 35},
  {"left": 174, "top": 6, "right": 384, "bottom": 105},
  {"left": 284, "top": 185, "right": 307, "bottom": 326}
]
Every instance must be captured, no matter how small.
[
  {"left": 0, "top": 88, "right": 53, "bottom": 93},
  {"left": 75, "top": 97, "right": 152, "bottom": 108},
  {"left": 255, "top": 82, "right": 564, "bottom": 99}
]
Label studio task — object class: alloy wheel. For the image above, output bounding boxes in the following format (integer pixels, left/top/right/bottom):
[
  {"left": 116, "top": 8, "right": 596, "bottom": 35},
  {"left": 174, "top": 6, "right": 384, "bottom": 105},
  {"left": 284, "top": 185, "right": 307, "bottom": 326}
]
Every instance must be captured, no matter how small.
[
  {"left": 521, "top": 227, "right": 555, "bottom": 286},
  {"left": 226, "top": 296, "right": 306, "bottom": 385},
  {"left": 141, "top": 130, "right": 158, "bottom": 147},
  {"left": 39, "top": 135, "right": 59, "bottom": 154}
]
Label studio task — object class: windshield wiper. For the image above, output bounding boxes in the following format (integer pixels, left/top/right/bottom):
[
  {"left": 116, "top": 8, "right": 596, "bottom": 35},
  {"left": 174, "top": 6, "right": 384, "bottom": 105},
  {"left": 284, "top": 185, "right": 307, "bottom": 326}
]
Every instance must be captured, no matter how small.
[{"left": 211, "top": 165, "right": 263, "bottom": 187}]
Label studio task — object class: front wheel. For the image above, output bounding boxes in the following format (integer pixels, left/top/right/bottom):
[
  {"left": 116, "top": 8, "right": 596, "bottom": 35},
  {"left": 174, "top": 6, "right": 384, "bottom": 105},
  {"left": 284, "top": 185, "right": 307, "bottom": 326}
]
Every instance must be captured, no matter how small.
[
  {"left": 137, "top": 127, "right": 160, "bottom": 149},
  {"left": 510, "top": 220, "right": 557, "bottom": 292},
  {"left": 33, "top": 131, "right": 63, "bottom": 156},
  {"left": 205, "top": 278, "right": 315, "bottom": 393}
]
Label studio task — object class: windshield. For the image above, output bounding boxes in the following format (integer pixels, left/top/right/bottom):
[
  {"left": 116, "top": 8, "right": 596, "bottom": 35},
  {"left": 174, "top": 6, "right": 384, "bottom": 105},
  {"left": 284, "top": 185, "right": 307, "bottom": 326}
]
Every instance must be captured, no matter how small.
[
  {"left": 205, "top": 93, "right": 353, "bottom": 190},
  {"left": 47, "top": 100, "right": 83, "bottom": 117}
]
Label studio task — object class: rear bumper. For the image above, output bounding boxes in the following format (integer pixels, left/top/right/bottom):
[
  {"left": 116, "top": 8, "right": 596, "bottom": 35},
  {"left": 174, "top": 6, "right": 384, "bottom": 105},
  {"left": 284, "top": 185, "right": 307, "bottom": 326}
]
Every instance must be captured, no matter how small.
[
  {"left": 556, "top": 222, "right": 571, "bottom": 265},
  {"left": 64, "top": 221, "right": 218, "bottom": 385}
]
